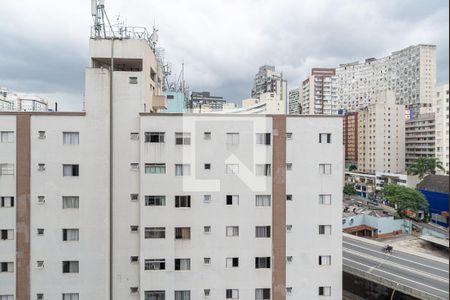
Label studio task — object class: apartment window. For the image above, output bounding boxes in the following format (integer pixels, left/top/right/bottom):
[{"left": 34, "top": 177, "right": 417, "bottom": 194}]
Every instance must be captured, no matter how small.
[
  {"left": 255, "top": 226, "right": 271, "bottom": 238},
  {"left": 62, "top": 293, "right": 79, "bottom": 300},
  {"left": 130, "top": 132, "right": 139, "bottom": 140},
  {"left": 226, "top": 133, "right": 239, "bottom": 145},
  {"left": 319, "top": 225, "right": 332, "bottom": 235},
  {"left": 286, "top": 163, "right": 292, "bottom": 171},
  {"left": 130, "top": 256, "right": 139, "bottom": 263},
  {"left": 226, "top": 257, "right": 239, "bottom": 268},
  {"left": 319, "top": 286, "right": 331, "bottom": 297},
  {"left": 255, "top": 288, "right": 271, "bottom": 300},
  {"left": 319, "top": 133, "right": 331, "bottom": 144},
  {"left": 63, "top": 132, "right": 79, "bottom": 145},
  {"left": 319, "top": 164, "right": 331, "bottom": 175},
  {"left": 62, "top": 196, "right": 79, "bottom": 209},
  {"left": 36, "top": 261, "right": 44, "bottom": 269},
  {"left": 204, "top": 163, "right": 211, "bottom": 170},
  {"left": 145, "top": 163, "right": 166, "bottom": 174},
  {"left": 204, "top": 289, "right": 211, "bottom": 297},
  {"left": 145, "top": 227, "right": 166, "bottom": 239},
  {"left": 145, "top": 196, "right": 166, "bottom": 206},
  {"left": 286, "top": 256, "right": 293, "bottom": 263},
  {"left": 256, "top": 133, "right": 271, "bottom": 145},
  {"left": 36, "top": 293, "right": 44, "bottom": 300},
  {"left": 37, "top": 196, "right": 45, "bottom": 204},
  {"left": 225, "top": 164, "right": 239, "bottom": 174},
  {"left": 0, "top": 296, "right": 13, "bottom": 300},
  {"left": 0, "top": 230, "right": 13, "bottom": 240},
  {"left": 0, "top": 164, "right": 14, "bottom": 175},
  {"left": 130, "top": 287, "right": 139, "bottom": 295},
  {"left": 129, "top": 76, "right": 138, "bottom": 84},
  {"left": 175, "top": 164, "right": 191, "bottom": 176},
  {"left": 0, "top": 197, "right": 14, "bottom": 208},
  {"left": 226, "top": 289, "right": 239, "bottom": 299},
  {"left": 62, "top": 261, "right": 79, "bottom": 273},
  {"left": 38, "top": 163, "right": 46, "bottom": 171},
  {"left": 226, "top": 195, "right": 239, "bottom": 206},
  {"left": 204, "top": 226, "right": 211, "bottom": 233},
  {"left": 145, "top": 132, "right": 165, "bottom": 143},
  {"left": 174, "top": 258, "right": 191, "bottom": 271},
  {"left": 144, "top": 259, "right": 166, "bottom": 270},
  {"left": 175, "top": 132, "right": 191, "bottom": 145},
  {"left": 256, "top": 164, "right": 271, "bottom": 176},
  {"left": 255, "top": 257, "right": 271, "bottom": 269},
  {"left": 175, "top": 227, "right": 191, "bottom": 240},
  {"left": 203, "top": 195, "right": 211, "bottom": 203},
  {"left": 130, "top": 225, "right": 139, "bottom": 232},
  {"left": 144, "top": 291, "right": 165, "bottom": 300},
  {"left": 204, "top": 132, "right": 212, "bottom": 140},
  {"left": 286, "top": 287, "right": 292, "bottom": 295},
  {"left": 0, "top": 262, "right": 13, "bottom": 272},
  {"left": 62, "top": 229, "right": 79, "bottom": 241},
  {"left": 174, "top": 291, "right": 190, "bottom": 300},
  {"left": 0, "top": 131, "right": 14, "bottom": 143},
  {"left": 130, "top": 194, "right": 139, "bottom": 201},
  {"left": 319, "top": 255, "right": 331, "bottom": 266},
  {"left": 38, "top": 131, "right": 46, "bottom": 139},
  {"left": 226, "top": 226, "right": 239, "bottom": 237},
  {"left": 63, "top": 164, "right": 79, "bottom": 176},
  {"left": 175, "top": 196, "right": 191, "bottom": 208},
  {"left": 203, "top": 257, "right": 211, "bottom": 265},
  {"left": 130, "top": 163, "right": 139, "bottom": 170},
  {"left": 286, "top": 132, "right": 293, "bottom": 139},
  {"left": 255, "top": 195, "right": 271, "bottom": 207},
  {"left": 319, "top": 194, "right": 332, "bottom": 205},
  {"left": 286, "top": 225, "right": 293, "bottom": 232},
  {"left": 37, "top": 228, "right": 44, "bottom": 236}
]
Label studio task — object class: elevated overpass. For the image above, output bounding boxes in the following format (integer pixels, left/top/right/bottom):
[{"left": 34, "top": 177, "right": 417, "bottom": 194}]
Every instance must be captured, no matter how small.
[{"left": 343, "top": 233, "right": 449, "bottom": 300}]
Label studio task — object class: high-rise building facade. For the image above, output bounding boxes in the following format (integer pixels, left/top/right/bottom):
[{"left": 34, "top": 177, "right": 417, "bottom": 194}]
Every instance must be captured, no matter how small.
[
  {"left": 343, "top": 112, "right": 358, "bottom": 166},
  {"left": 336, "top": 44, "right": 437, "bottom": 115},
  {"left": 357, "top": 91, "right": 405, "bottom": 173},
  {"left": 435, "top": 83, "right": 449, "bottom": 174},
  {"left": 0, "top": 88, "right": 48, "bottom": 112},
  {"left": 0, "top": 23, "right": 343, "bottom": 300},
  {"left": 251, "top": 65, "right": 287, "bottom": 103},
  {"left": 405, "top": 113, "right": 436, "bottom": 170},
  {"left": 299, "top": 68, "right": 339, "bottom": 115},
  {"left": 190, "top": 91, "right": 226, "bottom": 111},
  {"left": 288, "top": 88, "right": 300, "bottom": 114}
]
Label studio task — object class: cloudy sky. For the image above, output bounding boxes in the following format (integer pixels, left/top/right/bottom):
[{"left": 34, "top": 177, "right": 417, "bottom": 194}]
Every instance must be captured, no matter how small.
[{"left": 1, "top": 0, "right": 448, "bottom": 110}]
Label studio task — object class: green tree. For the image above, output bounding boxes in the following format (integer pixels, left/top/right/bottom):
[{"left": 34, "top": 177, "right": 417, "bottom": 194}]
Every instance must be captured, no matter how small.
[
  {"left": 407, "top": 157, "right": 445, "bottom": 179},
  {"left": 343, "top": 183, "right": 357, "bottom": 196},
  {"left": 381, "top": 184, "right": 428, "bottom": 217}
]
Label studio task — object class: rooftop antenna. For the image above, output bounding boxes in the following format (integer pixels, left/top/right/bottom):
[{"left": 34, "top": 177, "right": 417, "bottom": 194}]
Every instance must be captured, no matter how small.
[{"left": 91, "top": 0, "right": 114, "bottom": 38}]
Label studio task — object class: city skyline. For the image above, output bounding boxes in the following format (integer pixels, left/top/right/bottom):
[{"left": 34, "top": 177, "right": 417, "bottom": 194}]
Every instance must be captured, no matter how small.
[{"left": 0, "top": 0, "right": 448, "bottom": 111}]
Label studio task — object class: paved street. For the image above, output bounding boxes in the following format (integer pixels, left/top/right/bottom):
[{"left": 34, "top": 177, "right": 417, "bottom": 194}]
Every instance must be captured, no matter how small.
[{"left": 343, "top": 234, "right": 449, "bottom": 299}]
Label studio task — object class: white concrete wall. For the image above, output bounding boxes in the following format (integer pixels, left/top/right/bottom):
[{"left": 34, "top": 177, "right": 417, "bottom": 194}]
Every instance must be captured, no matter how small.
[
  {"left": 0, "top": 115, "right": 17, "bottom": 296},
  {"left": 286, "top": 116, "right": 343, "bottom": 299}
]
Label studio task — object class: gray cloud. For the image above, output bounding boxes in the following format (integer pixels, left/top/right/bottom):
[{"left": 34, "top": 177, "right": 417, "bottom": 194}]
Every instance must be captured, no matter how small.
[{"left": 0, "top": 0, "right": 448, "bottom": 109}]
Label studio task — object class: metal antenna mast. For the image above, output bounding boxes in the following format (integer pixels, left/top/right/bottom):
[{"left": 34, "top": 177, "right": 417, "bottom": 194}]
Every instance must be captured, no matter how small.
[{"left": 91, "top": 0, "right": 115, "bottom": 38}]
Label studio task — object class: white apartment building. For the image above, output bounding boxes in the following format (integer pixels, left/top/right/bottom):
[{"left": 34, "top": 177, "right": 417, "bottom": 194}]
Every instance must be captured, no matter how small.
[
  {"left": 288, "top": 88, "right": 300, "bottom": 114},
  {"left": 435, "top": 83, "right": 449, "bottom": 174},
  {"left": 0, "top": 23, "right": 343, "bottom": 300},
  {"left": 357, "top": 91, "right": 406, "bottom": 174},
  {"left": 405, "top": 113, "right": 435, "bottom": 170},
  {"left": 0, "top": 88, "right": 48, "bottom": 112},
  {"left": 337, "top": 44, "right": 437, "bottom": 115},
  {"left": 251, "top": 65, "right": 287, "bottom": 104},
  {"left": 299, "top": 68, "right": 339, "bottom": 115}
]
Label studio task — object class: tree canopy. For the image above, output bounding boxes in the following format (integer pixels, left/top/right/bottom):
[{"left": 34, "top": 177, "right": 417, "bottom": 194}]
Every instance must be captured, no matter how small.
[
  {"left": 381, "top": 184, "right": 428, "bottom": 216},
  {"left": 407, "top": 157, "right": 445, "bottom": 179},
  {"left": 343, "top": 183, "right": 357, "bottom": 195}
]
